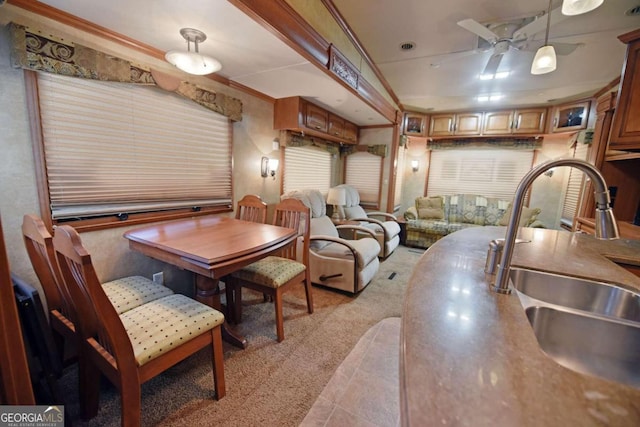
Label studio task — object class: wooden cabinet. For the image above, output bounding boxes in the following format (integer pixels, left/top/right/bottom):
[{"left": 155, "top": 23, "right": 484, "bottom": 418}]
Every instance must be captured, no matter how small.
[
  {"left": 610, "top": 29, "right": 640, "bottom": 149},
  {"left": 403, "top": 112, "right": 428, "bottom": 137},
  {"left": 550, "top": 101, "right": 590, "bottom": 133},
  {"left": 429, "top": 112, "right": 482, "bottom": 136},
  {"left": 274, "top": 96, "right": 358, "bottom": 144},
  {"left": 483, "top": 109, "right": 546, "bottom": 135}
]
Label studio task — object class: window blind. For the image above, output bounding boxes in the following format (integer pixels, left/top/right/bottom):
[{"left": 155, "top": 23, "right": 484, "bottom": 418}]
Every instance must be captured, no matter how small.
[
  {"left": 345, "top": 151, "right": 382, "bottom": 204},
  {"left": 393, "top": 146, "right": 407, "bottom": 207},
  {"left": 427, "top": 149, "right": 534, "bottom": 200},
  {"left": 561, "top": 142, "right": 590, "bottom": 226},
  {"left": 37, "top": 72, "right": 232, "bottom": 220},
  {"left": 283, "top": 146, "right": 332, "bottom": 195}
]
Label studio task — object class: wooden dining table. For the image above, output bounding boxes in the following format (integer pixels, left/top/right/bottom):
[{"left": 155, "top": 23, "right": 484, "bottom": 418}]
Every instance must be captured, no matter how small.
[{"left": 123, "top": 215, "right": 298, "bottom": 349}]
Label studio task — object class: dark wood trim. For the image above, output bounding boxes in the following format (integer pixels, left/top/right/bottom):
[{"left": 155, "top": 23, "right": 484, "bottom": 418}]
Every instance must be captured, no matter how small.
[
  {"left": 360, "top": 124, "right": 395, "bottom": 130},
  {"left": 321, "top": 0, "right": 402, "bottom": 109},
  {"left": 0, "top": 215, "right": 35, "bottom": 405},
  {"left": 618, "top": 28, "right": 640, "bottom": 44},
  {"left": 386, "top": 121, "right": 402, "bottom": 212},
  {"left": 230, "top": 0, "right": 397, "bottom": 124},
  {"left": 23, "top": 70, "right": 53, "bottom": 230},
  {"left": 592, "top": 76, "right": 621, "bottom": 99},
  {"left": 423, "top": 149, "right": 432, "bottom": 196},
  {"left": 229, "top": 80, "right": 275, "bottom": 104}
]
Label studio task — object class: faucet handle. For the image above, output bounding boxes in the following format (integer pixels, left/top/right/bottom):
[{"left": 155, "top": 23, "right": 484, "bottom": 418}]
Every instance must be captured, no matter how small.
[{"left": 485, "top": 239, "right": 504, "bottom": 277}]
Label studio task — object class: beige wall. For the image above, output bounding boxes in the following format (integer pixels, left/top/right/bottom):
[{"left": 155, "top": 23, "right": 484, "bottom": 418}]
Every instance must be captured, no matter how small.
[{"left": 0, "top": 10, "right": 282, "bottom": 297}]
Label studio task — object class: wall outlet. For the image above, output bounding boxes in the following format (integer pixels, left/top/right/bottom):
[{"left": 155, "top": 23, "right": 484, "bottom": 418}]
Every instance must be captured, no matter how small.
[{"left": 152, "top": 272, "right": 164, "bottom": 285}]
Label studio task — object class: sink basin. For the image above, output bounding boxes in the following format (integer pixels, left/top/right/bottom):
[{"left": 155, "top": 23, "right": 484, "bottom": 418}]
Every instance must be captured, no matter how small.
[
  {"left": 526, "top": 306, "right": 640, "bottom": 389},
  {"left": 510, "top": 267, "right": 640, "bottom": 322},
  {"left": 509, "top": 267, "right": 640, "bottom": 388}
]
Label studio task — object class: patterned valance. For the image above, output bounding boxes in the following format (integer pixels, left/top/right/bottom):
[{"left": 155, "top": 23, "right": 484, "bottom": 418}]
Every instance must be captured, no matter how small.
[
  {"left": 8, "top": 23, "right": 242, "bottom": 121},
  {"left": 342, "top": 144, "right": 388, "bottom": 157},
  {"left": 285, "top": 132, "right": 340, "bottom": 155},
  {"left": 427, "top": 138, "right": 542, "bottom": 150}
]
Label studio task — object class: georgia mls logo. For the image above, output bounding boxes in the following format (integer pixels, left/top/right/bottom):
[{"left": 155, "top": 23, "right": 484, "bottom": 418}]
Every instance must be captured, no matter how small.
[{"left": 0, "top": 405, "right": 64, "bottom": 427}]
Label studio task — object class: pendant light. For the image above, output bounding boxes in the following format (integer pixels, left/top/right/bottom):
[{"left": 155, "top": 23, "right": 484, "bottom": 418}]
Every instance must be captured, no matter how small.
[
  {"left": 531, "top": 0, "right": 557, "bottom": 75},
  {"left": 562, "top": 0, "right": 604, "bottom": 16},
  {"left": 165, "top": 28, "right": 222, "bottom": 76}
]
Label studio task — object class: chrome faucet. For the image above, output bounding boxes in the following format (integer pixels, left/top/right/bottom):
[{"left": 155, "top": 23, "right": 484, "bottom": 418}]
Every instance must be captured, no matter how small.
[{"left": 492, "top": 158, "right": 620, "bottom": 294}]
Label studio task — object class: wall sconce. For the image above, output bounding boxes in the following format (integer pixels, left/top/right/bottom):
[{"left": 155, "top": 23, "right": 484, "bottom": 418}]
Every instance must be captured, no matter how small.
[
  {"left": 261, "top": 157, "right": 279, "bottom": 179},
  {"left": 411, "top": 160, "right": 420, "bottom": 172}
]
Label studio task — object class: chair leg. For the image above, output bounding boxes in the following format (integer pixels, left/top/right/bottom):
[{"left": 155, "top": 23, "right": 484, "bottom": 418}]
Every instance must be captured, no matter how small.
[
  {"left": 78, "top": 352, "right": 100, "bottom": 420},
  {"left": 119, "top": 374, "right": 142, "bottom": 427},
  {"left": 304, "top": 277, "right": 314, "bottom": 314},
  {"left": 211, "top": 326, "right": 226, "bottom": 400},
  {"left": 274, "top": 290, "right": 285, "bottom": 342}
]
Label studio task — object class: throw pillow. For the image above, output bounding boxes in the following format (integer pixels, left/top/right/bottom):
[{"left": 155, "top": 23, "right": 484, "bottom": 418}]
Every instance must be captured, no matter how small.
[
  {"left": 498, "top": 204, "right": 541, "bottom": 227},
  {"left": 416, "top": 196, "right": 444, "bottom": 220}
]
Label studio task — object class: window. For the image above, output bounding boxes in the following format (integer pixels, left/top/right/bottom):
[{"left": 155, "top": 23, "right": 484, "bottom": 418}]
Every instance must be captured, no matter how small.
[
  {"left": 561, "top": 142, "right": 590, "bottom": 228},
  {"left": 32, "top": 72, "right": 232, "bottom": 230},
  {"left": 427, "top": 149, "right": 534, "bottom": 200},
  {"left": 345, "top": 151, "right": 382, "bottom": 207},
  {"left": 283, "top": 146, "right": 332, "bottom": 195}
]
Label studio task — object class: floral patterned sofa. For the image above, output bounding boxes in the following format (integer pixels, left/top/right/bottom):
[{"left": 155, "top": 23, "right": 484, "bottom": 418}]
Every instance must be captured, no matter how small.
[{"left": 403, "top": 194, "right": 544, "bottom": 249}]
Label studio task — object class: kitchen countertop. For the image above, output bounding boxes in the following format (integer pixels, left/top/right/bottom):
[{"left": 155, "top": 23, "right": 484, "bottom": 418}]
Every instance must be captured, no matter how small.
[{"left": 400, "top": 226, "right": 640, "bottom": 426}]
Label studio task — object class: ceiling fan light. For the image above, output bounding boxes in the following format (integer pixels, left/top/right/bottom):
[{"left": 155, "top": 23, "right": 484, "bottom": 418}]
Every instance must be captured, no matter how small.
[
  {"left": 561, "top": 0, "right": 604, "bottom": 16},
  {"left": 165, "top": 51, "right": 222, "bottom": 75},
  {"left": 531, "top": 45, "right": 557, "bottom": 75}
]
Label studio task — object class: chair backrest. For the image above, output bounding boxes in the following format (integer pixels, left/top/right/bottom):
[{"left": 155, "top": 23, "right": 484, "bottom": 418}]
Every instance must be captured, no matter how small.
[
  {"left": 52, "top": 225, "right": 134, "bottom": 365},
  {"left": 22, "top": 214, "right": 73, "bottom": 321},
  {"left": 236, "top": 194, "right": 267, "bottom": 223},
  {"left": 272, "top": 198, "right": 310, "bottom": 266}
]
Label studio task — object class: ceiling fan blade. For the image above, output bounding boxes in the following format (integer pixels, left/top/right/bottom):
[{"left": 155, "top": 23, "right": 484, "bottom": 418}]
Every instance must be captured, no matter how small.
[
  {"left": 512, "top": 6, "right": 570, "bottom": 41},
  {"left": 520, "top": 41, "right": 583, "bottom": 56},
  {"left": 482, "top": 53, "right": 503, "bottom": 76},
  {"left": 457, "top": 19, "right": 499, "bottom": 44}
]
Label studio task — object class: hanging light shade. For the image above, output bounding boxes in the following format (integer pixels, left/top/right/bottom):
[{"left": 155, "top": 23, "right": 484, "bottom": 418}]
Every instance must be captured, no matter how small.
[
  {"left": 531, "top": 0, "right": 557, "bottom": 75},
  {"left": 561, "top": 0, "right": 604, "bottom": 16},
  {"left": 165, "top": 28, "right": 222, "bottom": 76},
  {"left": 531, "top": 45, "right": 557, "bottom": 74}
]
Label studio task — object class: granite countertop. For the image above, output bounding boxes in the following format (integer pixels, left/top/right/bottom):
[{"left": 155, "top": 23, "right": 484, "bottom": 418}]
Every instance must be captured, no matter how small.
[{"left": 400, "top": 226, "right": 640, "bottom": 426}]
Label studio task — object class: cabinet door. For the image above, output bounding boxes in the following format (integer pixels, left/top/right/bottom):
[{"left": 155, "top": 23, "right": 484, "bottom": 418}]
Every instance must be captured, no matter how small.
[
  {"left": 328, "top": 114, "right": 345, "bottom": 138},
  {"left": 403, "top": 113, "right": 427, "bottom": 137},
  {"left": 551, "top": 101, "right": 590, "bottom": 133},
  {"left": 513, "top": 108, "right": 546, "bottom": 134},
  {"left": 343, "top": 121, "right": 358, "bottom": 144},
  {"left": 482, "top": 110, "right": 514, "bottom": 135},
  {"left": 429, "top": 114, "right": 455, "bottom": 136},
  {"left": 305, "top": 103, "right": 328, "bottom": 132},
  {"left": 610, "top": 35, "right": 640, "bottom": 149},
  {"left": 455, "top": 112, "right": 483, "bottom": 135}
]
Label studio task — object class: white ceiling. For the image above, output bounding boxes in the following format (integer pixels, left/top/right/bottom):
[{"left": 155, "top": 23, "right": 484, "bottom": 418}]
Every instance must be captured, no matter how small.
[{"left": 28, "top": 0, "right": 640, "bottom": 126}]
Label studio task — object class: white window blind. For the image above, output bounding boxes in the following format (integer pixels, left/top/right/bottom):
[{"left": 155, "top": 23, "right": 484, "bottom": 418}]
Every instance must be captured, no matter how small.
[
  {"left": 427, "top": 149, "right": 534, "bottom": 200},
  {"left": 393, "top": 146, "right": 407, "bottom": 207},
  {"left": 561, "top": 142, "right": 590, "bottom": 226},
  {"left": 37, "top": 72, "right": 232, "bottom": 220},
  {"left": 283, "top": 146, "right": 332, "bottom": 195},
  {"left": 345, "top": 151, "right": 382, "bottom": 204}
]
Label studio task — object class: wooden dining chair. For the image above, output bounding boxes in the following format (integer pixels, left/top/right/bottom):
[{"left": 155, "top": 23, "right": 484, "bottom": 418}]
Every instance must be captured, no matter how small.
[
  {"left": 21, "top": 214, "right": 174, "bottom": 365},
  {"left": 235, "top": 194, "right": 267, "bottom": 223},
  {"left": 227, "top": 198, "right": 313, "bottom": 342},
  {"left": 52, "top": 225, "right": 226, "bottom": 425}
]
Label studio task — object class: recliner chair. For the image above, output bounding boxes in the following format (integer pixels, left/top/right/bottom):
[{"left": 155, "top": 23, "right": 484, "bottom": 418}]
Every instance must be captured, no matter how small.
[
  {"left": 334, "top": 184, "right": 401, "bottom": 258},
  {"left": 283, "top": 189, "right": 380, "bottom": 294}
]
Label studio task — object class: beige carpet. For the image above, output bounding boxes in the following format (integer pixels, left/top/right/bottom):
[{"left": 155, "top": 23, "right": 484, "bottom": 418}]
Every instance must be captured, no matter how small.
[{"left": 58, "top": 245, "right": 424, "bottom": 426}]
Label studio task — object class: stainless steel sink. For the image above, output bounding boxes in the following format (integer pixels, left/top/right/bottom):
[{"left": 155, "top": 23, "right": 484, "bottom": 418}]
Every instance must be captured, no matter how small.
[
  {"left": 525, "top": 306, "right": 640, "bottom": 389},
  {"left": 509, "top": 267, "right": 640, "bottom": 388},
  {"left": 510, "top": 268, "right": 640, "bottom": 322}
]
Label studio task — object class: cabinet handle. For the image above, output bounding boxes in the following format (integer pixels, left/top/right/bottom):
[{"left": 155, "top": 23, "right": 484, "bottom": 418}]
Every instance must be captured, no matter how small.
[
  {"left": 516, "top": 116, "right": 522, "bottom": 129},
  {"left": 509, "top": 120, "right": 513, "bottom": 129}
]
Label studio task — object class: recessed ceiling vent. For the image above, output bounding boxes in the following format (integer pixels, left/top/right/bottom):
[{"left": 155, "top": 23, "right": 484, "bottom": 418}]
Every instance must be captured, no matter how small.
[
  {"left": 400, "top": 41, "right": 416, "bottom": 51},
  {"left": 626, "top": 5, "right": 640, "bottom": 16}
]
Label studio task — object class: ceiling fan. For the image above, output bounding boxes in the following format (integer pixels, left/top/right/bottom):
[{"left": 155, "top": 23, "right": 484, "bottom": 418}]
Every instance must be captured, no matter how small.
[{"left": 456, "top": 5, "right": 582, "bottom": 76}]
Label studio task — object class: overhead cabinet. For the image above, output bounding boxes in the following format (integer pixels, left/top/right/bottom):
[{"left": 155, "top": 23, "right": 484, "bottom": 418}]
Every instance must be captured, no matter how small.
[
  {"left": 429, "top": 112, "right": 483, "bottom": 137},
  {"left": 610, "top": 29, "right": 640, "bottom": 150},
  {"left": 483, "top": 108, "right": 546, "bottom": 135},
  {"left": 274, "top": 96, "right": 358, "bottom": 144}
]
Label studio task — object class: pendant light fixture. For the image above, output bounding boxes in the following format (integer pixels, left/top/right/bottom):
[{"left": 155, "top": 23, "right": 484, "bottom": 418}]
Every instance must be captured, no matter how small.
[
  {"left": 562, "top": 0, "right": 604, "bottom": 16},
  {"left": 531, "top": 0, "right": 557, "bottom": 75},
  {"left": 165, "top": 28, "right": 222, "bottom": 76}
]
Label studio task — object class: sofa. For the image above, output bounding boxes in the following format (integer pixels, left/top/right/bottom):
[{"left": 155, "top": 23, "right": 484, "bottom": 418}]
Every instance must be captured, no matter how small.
[{"left": 403, "top": 194, "right": 544, "bottom": 249}]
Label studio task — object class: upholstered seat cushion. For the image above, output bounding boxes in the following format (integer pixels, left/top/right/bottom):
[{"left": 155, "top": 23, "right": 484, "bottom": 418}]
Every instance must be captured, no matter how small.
[
  {"left": 231, "top": 256, "right": 306, "bottom": 288},
  {"left": 119, "top": 294, "right": 224, "bottom": 366},
  {"left": 103, "top": 275, "right": 174, "bottom": 314},
  {"left": 314, "top": 239, "right": 380, "bottom": 267}
]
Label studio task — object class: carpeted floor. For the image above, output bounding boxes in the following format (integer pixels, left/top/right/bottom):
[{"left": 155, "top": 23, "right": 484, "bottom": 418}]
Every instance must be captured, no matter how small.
[{"left": 57, "top": 245, "right": 424, "bottom": 426}]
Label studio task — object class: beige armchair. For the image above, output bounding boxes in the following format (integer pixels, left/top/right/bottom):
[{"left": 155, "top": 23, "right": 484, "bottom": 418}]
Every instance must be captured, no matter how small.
[
  {"left": 283, "top": 189, "right": 380, "bottom": 294},
  {"left": 334, "top": 184, "right": 401, "bottom": 258}
]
